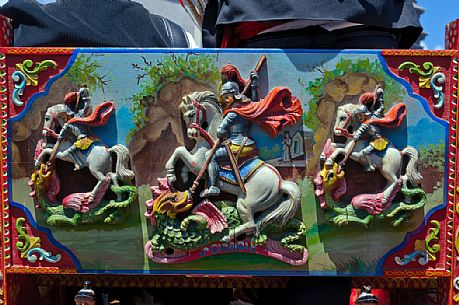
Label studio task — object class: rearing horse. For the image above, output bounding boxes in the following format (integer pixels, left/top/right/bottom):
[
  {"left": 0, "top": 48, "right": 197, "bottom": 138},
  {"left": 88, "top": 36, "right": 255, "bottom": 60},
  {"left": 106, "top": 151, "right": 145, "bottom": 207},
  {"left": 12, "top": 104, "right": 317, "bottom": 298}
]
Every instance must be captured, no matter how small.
[
  {"left": 35, "top": 103, "right": 134, "bottom": 202},
  {"left": 328, "top": 103, "right": 422, "bottom": 202},
  {"left": 165, "top": 91, "right": 301, "bottom": 242}
]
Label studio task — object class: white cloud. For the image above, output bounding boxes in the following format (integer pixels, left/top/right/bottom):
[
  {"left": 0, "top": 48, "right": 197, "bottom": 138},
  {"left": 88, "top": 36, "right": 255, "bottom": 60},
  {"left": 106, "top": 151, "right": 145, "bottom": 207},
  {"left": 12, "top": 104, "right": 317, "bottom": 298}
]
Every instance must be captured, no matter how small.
[{"left": 420, "top": 40, "right": 428, "bottom": 50}]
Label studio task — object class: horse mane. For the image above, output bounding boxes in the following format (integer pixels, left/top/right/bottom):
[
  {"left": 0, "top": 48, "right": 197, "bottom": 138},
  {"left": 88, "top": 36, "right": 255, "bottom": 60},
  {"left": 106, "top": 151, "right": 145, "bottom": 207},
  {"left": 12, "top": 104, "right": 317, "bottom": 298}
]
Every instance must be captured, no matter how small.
[
  {"left": 46, "top": 103, "right": 68, "bottom": 114},
  {"left": 180, "top": 91, "right": 222, "bottom": 115},
  {"left": 45, "top": 103, "right": 71, "bottom": 125},
  {"left": 337, "top": 103, "right": 359, "bottom": 114}
]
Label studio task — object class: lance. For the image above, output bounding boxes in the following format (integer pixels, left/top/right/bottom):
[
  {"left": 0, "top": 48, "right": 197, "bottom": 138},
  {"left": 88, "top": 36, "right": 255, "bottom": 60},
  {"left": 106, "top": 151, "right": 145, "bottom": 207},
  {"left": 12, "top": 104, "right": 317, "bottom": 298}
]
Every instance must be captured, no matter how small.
[
  {"left": 241, "top": 55, "right": 266, "bottom": 96},
  {"left": 190, "top": 55, "right": 267, "bottom": 195}
]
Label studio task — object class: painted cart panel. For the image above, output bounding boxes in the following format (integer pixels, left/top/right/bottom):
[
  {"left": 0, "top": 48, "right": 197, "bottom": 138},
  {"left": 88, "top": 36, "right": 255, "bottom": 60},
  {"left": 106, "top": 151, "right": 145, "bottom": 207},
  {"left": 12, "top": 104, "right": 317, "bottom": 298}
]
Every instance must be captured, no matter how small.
[{"left": 1, "top": 48, "right": 456, "bottom": 281}]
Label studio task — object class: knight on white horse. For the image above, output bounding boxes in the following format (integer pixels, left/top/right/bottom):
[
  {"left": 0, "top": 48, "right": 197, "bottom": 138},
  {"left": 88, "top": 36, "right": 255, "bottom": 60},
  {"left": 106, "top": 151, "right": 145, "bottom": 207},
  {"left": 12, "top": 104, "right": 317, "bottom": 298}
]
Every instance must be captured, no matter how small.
[
  {"left": 324, "top": 87, "right": 422, "bottom": 211},
  {"left": 165, "top": 83, "right": 304, "bottom": 241},
  {"left": 35, "top": 89, "right": 134, "bottom": 206},
  {"left": 201, "top": 80, "right": 258, "bottom": 197}
]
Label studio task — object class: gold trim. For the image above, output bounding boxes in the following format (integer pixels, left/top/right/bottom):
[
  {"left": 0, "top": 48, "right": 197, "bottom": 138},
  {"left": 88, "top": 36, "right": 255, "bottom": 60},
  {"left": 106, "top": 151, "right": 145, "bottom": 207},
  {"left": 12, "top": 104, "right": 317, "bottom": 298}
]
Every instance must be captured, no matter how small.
[
  {"left": 6, "top": 48, "right": 74, "bottom": 55},
  {"left": 382, "top": 49, "right": 457, "bottom": 57}
]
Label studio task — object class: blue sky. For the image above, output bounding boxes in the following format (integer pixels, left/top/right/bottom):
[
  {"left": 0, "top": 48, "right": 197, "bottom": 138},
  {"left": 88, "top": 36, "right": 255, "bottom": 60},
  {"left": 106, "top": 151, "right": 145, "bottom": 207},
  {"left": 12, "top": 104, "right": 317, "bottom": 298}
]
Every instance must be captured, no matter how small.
[{"left": 418, "top": 0, "right": 459, "bottom": 49}]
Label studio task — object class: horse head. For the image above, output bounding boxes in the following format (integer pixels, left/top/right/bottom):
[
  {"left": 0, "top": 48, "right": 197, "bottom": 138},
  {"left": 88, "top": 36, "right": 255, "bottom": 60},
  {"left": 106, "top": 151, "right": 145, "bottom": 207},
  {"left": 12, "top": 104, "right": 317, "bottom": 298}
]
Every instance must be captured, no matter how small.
[
  {"left": 333, "top": 103, "right": 360, "bottom": 139},
  {"left": 179, "top": 91, "right": 222, "bottom": 145},
  {"left": 42, "top": 104, "right": 70, "bottom": 139}
]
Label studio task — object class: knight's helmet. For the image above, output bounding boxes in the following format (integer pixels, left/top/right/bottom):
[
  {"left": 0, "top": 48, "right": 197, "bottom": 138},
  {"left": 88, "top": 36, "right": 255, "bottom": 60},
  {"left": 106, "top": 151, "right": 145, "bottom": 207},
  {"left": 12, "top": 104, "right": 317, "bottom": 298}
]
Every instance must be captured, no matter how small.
[
  {"left": 79, "top": 86, "right": 91, "bottom": 102},
  {"left": 74, "top": 280, "right": 96, "bottom": 302},
  {"left": 220, "top": 81, "right": 243, "bottom": 100},
  {"left": 79, "top": 85, "right": 91, "bottom": 108},
  {"left": 356, "top": 286, "right": 379, "bottom": 304},
  {"left": 375, "top": 85, "right": 384, "bottom": 103},
  {"left": 353, "top": 104, "right": 372, "bottom": 117}
]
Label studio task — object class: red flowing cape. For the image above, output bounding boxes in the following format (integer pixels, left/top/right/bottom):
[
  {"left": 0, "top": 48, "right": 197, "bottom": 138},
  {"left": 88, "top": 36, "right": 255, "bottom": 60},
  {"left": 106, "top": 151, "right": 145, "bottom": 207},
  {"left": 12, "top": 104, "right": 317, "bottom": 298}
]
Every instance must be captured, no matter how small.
[
  {"left": 364, "top": 103, "right": 407, "bottom": 128},
  {"left": 67, "top": 101, "right": 115, "bottom": 127},
  {"left": 224, "top": 87, "right": 303, "bottom": 138}
]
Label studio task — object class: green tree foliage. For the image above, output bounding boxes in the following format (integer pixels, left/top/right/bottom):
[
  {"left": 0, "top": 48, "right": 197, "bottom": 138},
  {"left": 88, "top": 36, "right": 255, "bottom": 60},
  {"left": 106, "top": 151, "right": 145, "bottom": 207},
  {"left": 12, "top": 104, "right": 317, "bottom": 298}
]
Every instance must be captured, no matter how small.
[
  {"left": 65, "top": 54, "right": 109, "bottom": 93},
  {"left": 128, "top": 53, "right": 220, "bottom": 141},
  {"left": 299, "top": 58, "right": 405, "bottom": 130},
  {"left": 419, "top": 142, "right": 445, "bottom": 171}
]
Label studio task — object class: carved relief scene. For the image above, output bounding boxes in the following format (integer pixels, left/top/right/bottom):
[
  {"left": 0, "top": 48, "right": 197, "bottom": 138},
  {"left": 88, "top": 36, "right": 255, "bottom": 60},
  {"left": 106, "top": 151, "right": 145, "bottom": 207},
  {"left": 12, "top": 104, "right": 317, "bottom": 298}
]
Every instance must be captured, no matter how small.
[{"left": 8, "top": 50, "right": 451, "bottom": 275}]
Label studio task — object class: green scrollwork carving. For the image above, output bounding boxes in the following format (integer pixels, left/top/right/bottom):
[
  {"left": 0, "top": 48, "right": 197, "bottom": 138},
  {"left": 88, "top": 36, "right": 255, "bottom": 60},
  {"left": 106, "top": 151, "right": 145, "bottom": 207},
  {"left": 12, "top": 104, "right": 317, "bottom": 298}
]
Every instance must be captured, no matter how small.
[
  {"left": 15, "top": 59, "right": 57, "bottom": 86},
  {"left": 399, "top": 61, "right": 435, "bottom": 77},
  {"left": 425, "top": 220, "right": 441, "bottom": 261},
  {"left": 398, "top": 61, "right": 442, "bottom": 89},
  {"left": 15, "top": 217, "right": 41, "bottom": 259},
  {"left": 15, "top": 217, "right": 61, "bottom": 263}
]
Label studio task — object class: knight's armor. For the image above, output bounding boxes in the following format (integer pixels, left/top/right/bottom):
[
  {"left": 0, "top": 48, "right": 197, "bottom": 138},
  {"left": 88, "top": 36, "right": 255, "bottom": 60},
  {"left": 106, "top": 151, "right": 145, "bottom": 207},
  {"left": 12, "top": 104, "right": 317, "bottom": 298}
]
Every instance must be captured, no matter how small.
[
  {"left": 202, "top": 81, "right": 256, "bottom": 197},
  {"left": 352, "top": 105, "right": 388, "bottom": 171},
  {"left": 76, "top": 86, "right": 92, "bottom": 117},
  {"left": 217, "top": 112, "right": 254, "bottom": 146},
  {"left": 58, "top": 122, "right": 93, "bottom": 170},
  {"left": 64, "top": 86, "right": 92, "bottom": 119},
  {"left": 58, "top": 87, "right": 95, "bottom": 170},
  {"left": 371, "top": 86, "right": 385, "bottom": 118}
]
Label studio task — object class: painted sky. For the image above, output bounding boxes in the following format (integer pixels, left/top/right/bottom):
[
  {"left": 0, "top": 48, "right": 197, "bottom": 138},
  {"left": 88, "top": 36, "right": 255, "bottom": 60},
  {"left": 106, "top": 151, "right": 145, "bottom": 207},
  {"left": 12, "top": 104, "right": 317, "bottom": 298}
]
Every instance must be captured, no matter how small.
[{"left": 67, "top": 50, "right": 447, "bottom": 155}]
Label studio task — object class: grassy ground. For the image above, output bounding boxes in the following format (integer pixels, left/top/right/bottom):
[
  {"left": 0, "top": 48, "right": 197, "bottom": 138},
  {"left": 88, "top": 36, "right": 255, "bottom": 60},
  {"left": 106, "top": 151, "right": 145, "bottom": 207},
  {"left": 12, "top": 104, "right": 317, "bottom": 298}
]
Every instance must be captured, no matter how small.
[{"left": 11, "top": 175, "right": 444, "bottom": 274}]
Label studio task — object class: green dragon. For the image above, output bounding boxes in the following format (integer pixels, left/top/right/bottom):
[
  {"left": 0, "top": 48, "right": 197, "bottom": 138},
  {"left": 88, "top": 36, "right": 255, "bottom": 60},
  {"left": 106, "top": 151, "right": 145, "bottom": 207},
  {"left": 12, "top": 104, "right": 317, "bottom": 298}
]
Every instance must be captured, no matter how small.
[
  {"left": 146, "top": 194, "right": 306, "bottom": 253},
  {"left": 30, "top": 164, "right": 137, "bottom": 226}
]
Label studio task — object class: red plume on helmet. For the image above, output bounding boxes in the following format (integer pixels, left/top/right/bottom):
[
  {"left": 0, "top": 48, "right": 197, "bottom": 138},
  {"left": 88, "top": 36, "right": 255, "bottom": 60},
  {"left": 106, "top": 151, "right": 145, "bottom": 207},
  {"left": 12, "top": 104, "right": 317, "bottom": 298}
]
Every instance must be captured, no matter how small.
[
  {"left": 359, "top": 92, "right": 376, "bottom": 105},
  {"left": 64, "top": 91, "right": 79, "bottom": 105},
  {"left": 221, "top": 64, "right": 247, "bottom": 91}
]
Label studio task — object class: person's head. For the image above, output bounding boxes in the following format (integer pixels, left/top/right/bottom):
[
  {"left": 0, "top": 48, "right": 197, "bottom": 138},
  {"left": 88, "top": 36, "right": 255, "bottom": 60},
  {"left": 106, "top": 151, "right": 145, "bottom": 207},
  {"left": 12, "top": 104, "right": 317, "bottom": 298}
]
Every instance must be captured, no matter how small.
[
  {"left": 74, "top": 281, "right": 96, "bottom": 305},
  {"left": 219, "top": 81, "right": 241, "bottom": 109},
  {"left": 79, "top": 85, "right": 91, "bottom": 103},
  {"left": 355, "top": 286, "right": 379, "bottom": 305},
  {"left": 353, "top": 105, "right": 371, "bottom": 123}
]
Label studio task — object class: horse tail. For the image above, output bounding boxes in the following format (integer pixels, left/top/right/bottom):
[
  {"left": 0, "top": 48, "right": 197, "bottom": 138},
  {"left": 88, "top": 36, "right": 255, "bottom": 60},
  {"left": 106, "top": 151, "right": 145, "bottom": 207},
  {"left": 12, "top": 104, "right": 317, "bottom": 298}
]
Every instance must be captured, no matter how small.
[
  {"left": 402, "top": 146, "right": 423, "bottom": 186},
  {"left": 256, "top": 180, "right": 301, "bottom": 232},
  {"left": 108, "top": 144, "right": 135, "bottom": 183}
]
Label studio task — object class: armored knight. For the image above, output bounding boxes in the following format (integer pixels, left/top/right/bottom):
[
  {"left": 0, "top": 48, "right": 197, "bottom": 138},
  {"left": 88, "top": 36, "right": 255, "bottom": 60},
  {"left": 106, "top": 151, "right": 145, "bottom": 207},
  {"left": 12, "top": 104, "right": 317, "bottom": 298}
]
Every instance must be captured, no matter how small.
[
  {"left": 50, "top": 88, "right": 100, "bottom": 171},
  {"left": 56, "top": 120, "right": 94, "bottom": 171},
  {"left": 359, "top": 85, "right": 385, "bottom": 118},
  {"left": 350, "top": 104, "right": 388, "bottom": 171},
  {"left": 220, "top": 64, "right": 259, "bottom": 101},
  {"left": 65, "top": 85, "right": 92, "bottom": 118},
  {"left": 201, "top": 80, "right": 257, "bottom": 197}
]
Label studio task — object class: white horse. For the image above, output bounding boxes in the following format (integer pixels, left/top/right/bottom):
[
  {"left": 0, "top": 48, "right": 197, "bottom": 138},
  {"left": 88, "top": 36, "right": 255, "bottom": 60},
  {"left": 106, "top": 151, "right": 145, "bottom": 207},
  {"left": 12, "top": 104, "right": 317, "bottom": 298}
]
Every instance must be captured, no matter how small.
[
  {"left": 35, "top": 103, "right": 134, "bottom": 202},
  {"left": 165, "top": 91, "right": 301, "bottom": 241},
  {"left": 328, "top": 103, "right": 422, "bottom": 200}
]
